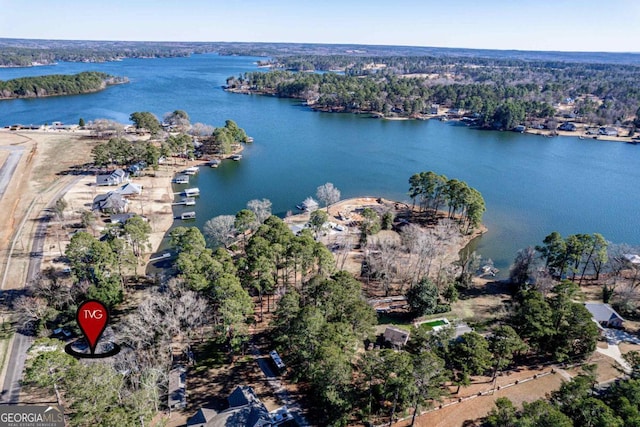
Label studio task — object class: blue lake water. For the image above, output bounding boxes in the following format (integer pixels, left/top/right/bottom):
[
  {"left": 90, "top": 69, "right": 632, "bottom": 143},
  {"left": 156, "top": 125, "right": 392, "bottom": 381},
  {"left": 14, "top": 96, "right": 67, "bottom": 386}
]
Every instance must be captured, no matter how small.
[{"left": 2, "top": 54, "right": 639, "bottom": 273}]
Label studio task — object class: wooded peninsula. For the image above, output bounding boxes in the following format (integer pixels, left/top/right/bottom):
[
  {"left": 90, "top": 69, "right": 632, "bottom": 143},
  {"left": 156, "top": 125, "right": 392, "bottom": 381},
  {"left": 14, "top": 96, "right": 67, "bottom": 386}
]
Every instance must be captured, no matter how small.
[
  {"left": 226, "top": 55, "right": 640, "bottom": 132},
  {"left": 0, "top": 71, "right": 128, "bottom": 99}
]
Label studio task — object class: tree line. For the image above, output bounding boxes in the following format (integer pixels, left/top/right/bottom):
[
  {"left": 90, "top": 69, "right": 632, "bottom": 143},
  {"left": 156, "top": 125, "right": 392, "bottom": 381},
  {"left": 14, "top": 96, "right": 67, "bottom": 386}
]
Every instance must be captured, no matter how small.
[
  {"left": 0, "top": 71, "right": 127, "bottom": 99},
  {"left": 227, "top": 57, "right": 640, "bottom": 128}
]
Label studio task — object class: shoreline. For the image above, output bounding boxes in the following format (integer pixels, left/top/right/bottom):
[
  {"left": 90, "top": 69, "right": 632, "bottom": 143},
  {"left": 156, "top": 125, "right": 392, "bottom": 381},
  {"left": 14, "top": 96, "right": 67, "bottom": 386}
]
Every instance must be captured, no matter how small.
[
  {"left": 225, "top": 87, "right": 639, "bottom": 144},
  {"left": 0, "top": 79, "right": 129, "bottom": 102},
  {"left": 0, "top": 128, "right": 248, "bottom": 276},
  {"left": 284, "top": 196, "right": 487, "bottom": 277}
]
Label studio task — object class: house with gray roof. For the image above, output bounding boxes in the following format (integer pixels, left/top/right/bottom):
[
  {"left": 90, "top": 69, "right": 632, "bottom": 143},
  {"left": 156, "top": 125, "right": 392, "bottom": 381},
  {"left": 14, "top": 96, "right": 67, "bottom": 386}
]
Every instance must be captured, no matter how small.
[
  {"left": 384, "top": 326, "right": 410, "bottom": 349},
  {"left": 585, "top": 303, "right": 624, "bottom": 328},
  {"left": 187, "top": 408, "right": 218, "bottom": 427},
  {"left": 168, "top": 365, "right": 186, "bottom": 410},
  {"left": 114, "top": 182, "right": 142, "bottom": 196},
  {"left": 92, "top": 192, "right": 128, "bottom": 214},
  {"left": 96, "top": 168, "right": 128, "bottom": 186},
  {"left": 187, "top": 385, "right": 293, "bottom": 427}
]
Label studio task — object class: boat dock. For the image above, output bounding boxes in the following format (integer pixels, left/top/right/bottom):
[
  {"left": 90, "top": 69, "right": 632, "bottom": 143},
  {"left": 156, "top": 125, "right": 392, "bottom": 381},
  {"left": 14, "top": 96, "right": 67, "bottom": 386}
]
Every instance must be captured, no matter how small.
[
  {"left": 172, "top": 197, "right": 196, "bottom": 206},
  {"left": 182, "top": 187, "right": 200, "bottom": 197},
  {"left": 179, "top": 211, "right": 196, "bottom": 220},
  {"left": 183, "top": 166, "right": 199, "bottom": 175},
  {"left": 173, "top": 174, "right": 189, "bottom": 184}
]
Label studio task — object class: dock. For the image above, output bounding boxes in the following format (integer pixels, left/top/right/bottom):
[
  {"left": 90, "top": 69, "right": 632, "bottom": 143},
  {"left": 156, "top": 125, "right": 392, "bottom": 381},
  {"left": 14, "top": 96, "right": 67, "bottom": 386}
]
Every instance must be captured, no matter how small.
[
  {"left": 183, "top": 187, "right": 200, "bottom": 197},
  {"left": 180, "top": 211, "right": 196, "bottom": 220},
  {"left": 149, "top": 252, "right": 172, "bottom": 262},
  {"left": 230, "top": 154, "right": 242, "bottom": 161},
  {"left": 173, "top": 174, "right": 189, "bottom": 184},
  {"left": 209, "top": 159, "right": 220, "bottom": 168},
  {"left": 172, "top": 197, "right": 196, "bottom": 206},
  {"left": 183, "top": 166, "right": 199, "bottom": 175}
]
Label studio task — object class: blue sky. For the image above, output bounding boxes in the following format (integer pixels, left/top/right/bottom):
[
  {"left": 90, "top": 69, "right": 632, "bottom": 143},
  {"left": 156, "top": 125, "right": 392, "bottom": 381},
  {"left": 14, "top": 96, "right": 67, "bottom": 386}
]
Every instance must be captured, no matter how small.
[{"left": 1, "top": 0, "right": 638, "bottom": 52}]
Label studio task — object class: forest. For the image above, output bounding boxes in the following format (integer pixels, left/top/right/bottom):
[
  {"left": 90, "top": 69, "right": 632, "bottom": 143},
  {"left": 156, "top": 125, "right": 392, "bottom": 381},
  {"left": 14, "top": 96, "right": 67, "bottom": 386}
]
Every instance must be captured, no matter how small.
[
  {"left": 3, "top": 38, "right": 640, "bottom": 67},
  {"left": 227, "top": 53, "right": 640, "bottom": 128},
  {"left": 0, "top": 71, "right": 127, "bottom": 99}
]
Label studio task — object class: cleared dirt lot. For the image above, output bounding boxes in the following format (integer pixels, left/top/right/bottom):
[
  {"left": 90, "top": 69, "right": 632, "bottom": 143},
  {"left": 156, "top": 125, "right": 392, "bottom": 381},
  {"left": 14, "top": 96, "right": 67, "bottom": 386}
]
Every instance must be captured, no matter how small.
[{"left": 0, "top": 129, "right": 96, "bottom": 292}]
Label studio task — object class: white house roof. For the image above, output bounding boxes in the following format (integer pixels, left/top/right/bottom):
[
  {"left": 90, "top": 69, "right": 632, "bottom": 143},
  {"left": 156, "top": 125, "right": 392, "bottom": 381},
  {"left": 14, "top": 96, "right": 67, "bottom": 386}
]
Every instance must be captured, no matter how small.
[
  {"left": 584, "top": 303, "right": 624, "bottom": 323},
  {"left": 624, "top": 254, "right": 640, "bottom": 265},
  {"left": 115, "top": 182, "right": 142, "bottom": 195}
]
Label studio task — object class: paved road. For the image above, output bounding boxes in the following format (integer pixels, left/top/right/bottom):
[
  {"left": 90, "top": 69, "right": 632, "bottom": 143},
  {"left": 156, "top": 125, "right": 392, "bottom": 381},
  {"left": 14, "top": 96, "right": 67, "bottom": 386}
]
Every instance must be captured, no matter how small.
[
  {"left": 1, "top": 332, "right": 29, "bottom": 403},
  {"left": 0, "top": 150, "right": 23, "bottom": 201},
  {"left": 250, "top": 343, "right": 310, "bottom": 427},
  {"left": 1, "top": 177, "right": 82, "bottom": 403}
]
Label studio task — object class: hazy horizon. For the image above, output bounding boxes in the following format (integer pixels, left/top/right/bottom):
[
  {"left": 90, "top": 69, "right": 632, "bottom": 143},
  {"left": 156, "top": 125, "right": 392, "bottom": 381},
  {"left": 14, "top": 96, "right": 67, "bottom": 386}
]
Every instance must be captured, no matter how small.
[
  {"left": 1, "top": 0, "right": 639, "bottom": 53},
  {"left": 2, "top": 36, "right": 640, "bottom": 56}
]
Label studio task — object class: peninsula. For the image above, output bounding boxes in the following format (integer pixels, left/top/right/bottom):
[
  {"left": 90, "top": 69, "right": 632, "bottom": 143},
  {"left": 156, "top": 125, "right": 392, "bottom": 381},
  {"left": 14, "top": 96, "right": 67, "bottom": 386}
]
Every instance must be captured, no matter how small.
[
  {"left": 226, "top": 54, "right": 640, "bottom": 142},
  {"left": 0, "top": 71, "right": 128, "bottom": 100}
]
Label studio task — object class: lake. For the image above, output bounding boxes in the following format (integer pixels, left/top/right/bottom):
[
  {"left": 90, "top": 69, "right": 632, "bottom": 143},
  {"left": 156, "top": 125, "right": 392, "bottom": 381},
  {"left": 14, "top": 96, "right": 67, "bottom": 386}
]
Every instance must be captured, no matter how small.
[{"left": 2, "top": 54, "right": 639, "bottom": 273}]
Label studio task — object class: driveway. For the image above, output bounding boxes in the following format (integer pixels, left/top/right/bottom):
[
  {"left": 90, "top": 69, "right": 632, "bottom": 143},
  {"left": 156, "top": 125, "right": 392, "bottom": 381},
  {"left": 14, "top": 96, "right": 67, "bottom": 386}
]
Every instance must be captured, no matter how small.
[{"left": 602, "top": 328, "right": 640, "bottom": 345}]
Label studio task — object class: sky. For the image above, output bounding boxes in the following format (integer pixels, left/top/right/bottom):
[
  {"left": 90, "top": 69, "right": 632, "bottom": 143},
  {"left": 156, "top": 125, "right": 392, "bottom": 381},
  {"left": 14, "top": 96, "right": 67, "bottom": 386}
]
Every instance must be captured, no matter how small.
[{"left": 1, "top": 0, "right": 639, "bottom": 52}]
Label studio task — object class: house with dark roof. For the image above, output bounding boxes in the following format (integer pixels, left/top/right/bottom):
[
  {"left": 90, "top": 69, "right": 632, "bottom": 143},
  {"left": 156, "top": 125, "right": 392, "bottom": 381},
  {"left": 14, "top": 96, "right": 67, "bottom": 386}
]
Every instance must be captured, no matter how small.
[
  {"left": 92, "top": 192, "right": 128, "bottom": 214},
  {"left": 168, "top": 365, "right": 186, "bottom": 410},
  {"left": 585, "top": 303, "right": 624, "bottom": 328},
  {"left": 558, "top": 122, "right": 577, "bottom": 131},
  {"left": 96, "top": 168, "right": 128, "bottom": 186},
  {"left": 187, "top": 385, "right": 293, "bottom": 427},
  {"left": 187, "top": 408, "right": 218, "bottom": 427},
  {"left": 384, "top": 326, "right": 410, "bottom": 349},
  {"left": 599, "top": 126, "right": 618, "bottom": 137}
]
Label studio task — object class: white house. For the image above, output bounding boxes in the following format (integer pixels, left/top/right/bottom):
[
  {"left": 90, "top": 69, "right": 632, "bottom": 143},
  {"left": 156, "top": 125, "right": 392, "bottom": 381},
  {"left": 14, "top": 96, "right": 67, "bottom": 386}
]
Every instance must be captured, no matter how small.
[
  {"left": 585, "top": 303, "right": 624, "bottom": 328},
  {"left": 96, "top": 169, "right": 128, "bottom": 186}
]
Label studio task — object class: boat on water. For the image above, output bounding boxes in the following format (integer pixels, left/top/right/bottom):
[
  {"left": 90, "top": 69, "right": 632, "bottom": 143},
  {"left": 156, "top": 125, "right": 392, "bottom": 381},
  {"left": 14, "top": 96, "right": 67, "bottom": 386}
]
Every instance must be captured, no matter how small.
[
  {"left": 180, "top": 211, "right": 196, "bottom": 220},
  {"left": 209, "top": 159, "right": 220, "bottom": 168},
  {"left": 230, "top": 154, "right": 242, "bottom": 161},
  {"left": 183, "top": 187, "right": 200, "bottom": 197},
  {"left": 246, "top": 136, "right": 254, "bottom": 143}
]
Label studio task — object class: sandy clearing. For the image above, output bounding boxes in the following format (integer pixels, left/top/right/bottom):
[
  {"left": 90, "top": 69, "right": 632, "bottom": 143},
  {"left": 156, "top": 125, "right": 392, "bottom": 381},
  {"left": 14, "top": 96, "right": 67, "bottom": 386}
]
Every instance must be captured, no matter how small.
[{"left": 396, "top": 370, "right": 564, "bottom": 427}]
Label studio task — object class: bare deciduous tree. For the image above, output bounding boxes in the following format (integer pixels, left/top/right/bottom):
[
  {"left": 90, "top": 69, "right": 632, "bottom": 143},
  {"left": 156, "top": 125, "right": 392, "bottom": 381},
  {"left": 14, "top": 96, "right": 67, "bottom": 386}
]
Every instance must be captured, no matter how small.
[
  {"left": 203, "top": 215, "right": 237, "bottom": 248},
  {"left": 88, "top": 118, "right": 124, "bottom": 138},
  {"left": 334, "top": 234, "right": 354, "bottom": 271},
  {"left": 316, "top": 182, "right": 341, "bottom": 214},
  {"left": 247, "top": 198, "right": 272, "bottom": 224},
  {"left": 13, "top": 296, "right": 49, "bottom": 333},
  {"left": 189, "top": 122, "right": 215, "bottom": 137},
  {"left": 365, "top": 239, "right": 402, "bottom": 296}
]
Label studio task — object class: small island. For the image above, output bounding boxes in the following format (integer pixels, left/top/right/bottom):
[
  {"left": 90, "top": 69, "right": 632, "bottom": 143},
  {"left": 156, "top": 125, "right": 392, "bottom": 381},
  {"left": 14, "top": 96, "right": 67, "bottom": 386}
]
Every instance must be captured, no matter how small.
[{"left": 0, "top": 71, "right": 128, "bottom": 99}]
